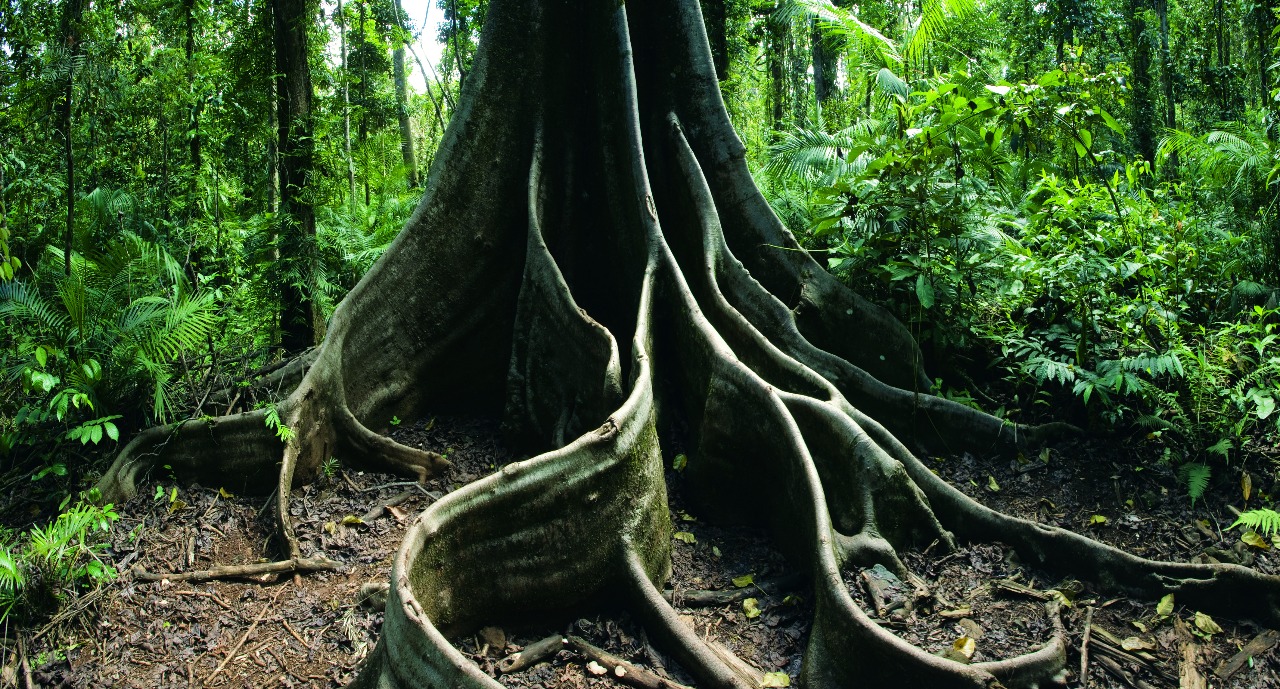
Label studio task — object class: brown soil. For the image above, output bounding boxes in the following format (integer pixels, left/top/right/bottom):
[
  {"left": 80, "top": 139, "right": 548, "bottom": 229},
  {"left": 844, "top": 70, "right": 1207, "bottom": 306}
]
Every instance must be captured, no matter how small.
[{"left": 21, "top": 421, "right": 1280, "bottom": 688}]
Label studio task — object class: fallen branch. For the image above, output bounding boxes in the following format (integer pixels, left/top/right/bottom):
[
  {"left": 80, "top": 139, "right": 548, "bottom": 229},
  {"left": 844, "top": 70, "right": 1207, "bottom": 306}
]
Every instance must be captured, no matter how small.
[
  {"left": 662, "top": 572, "right": 803, "bottom": 608},
  {"left": 132, "top": 555, "right": 340, "bottom": 583},
  {"left": 205, "top": 587, "right": 284, "bottom": 685},
  {"left": 173, "top": 589, "right": 232, "bottom": 610},
  {"left": 1095, "top": 655, "right": 1159, "bottom": 689},
  {"left": 497, "top": 634, "right": 565, "bottom": 674},
  {"left": 991, "top": 578, "right": 1051, "bottom": 601},
  {"left": 566, "top": 635, "right": 692, "bottom": 689},
  {"left": 1079, "top": 605, "right": 1094, "bottom": 688},
  {"left": 360, "top": 489, "right": 416, "bottom": 522},
  {"left": 1215, "top": 629, "right": 1280, "bottom": 680}
]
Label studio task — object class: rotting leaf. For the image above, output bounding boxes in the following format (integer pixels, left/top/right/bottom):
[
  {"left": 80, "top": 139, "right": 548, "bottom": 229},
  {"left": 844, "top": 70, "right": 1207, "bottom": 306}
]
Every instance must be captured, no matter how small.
[
  {"left": 323, "top": 521, "right": 337, "bottom": 535},
  {"left": 673, "top": 531, "right": 696, "bottom": 544},
  {"left": 1122, "top": 636, "right": 1155, "bottom": 651},
  {"left": 1243, "top": 471, "right": 1253, "bottom": 503},
  {"left": 987, "top": 476, "right": 1000, "bottom": 492},
  {"left": 954, "top": 636, "right": 976, "bottom": 660},
  {"left": 743, "top": 597, "right": 762, "bottom": 619},
  {"left": 1131, "top": 620, "right": 1148, "bottom": 633},
  {"left": 168, "top": 499, "right": 186, "bottom": 514},
  {"left": 761, "top": 672, "right": 791, "bottom": 687},
  {"left": 1242, "top": 530, "right": 1271, "bottom": 549},
  {"left": 673, "top": 454, "right": 688, "bottom": 472},
  {"left": 1194, "top": 611, "right": 1223, "bottom": 635},
  {"left": 1157, "top": 593, "right": 1174, "bottom": 617},
  {"left": 732, "top": 574, "right": 755, "bottom": 588}
]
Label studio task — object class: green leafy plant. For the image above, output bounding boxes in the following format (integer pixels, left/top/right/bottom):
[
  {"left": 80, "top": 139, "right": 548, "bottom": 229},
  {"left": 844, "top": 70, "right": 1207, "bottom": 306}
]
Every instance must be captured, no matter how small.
[{"left": 1230, "top": 509, "right": 1280, "bottom": 538}]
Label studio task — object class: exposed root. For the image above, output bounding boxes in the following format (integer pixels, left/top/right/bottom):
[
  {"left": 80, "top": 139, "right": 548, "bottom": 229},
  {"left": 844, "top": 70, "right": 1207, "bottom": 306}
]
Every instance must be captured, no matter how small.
[{"left": 566, "top": 634, "right": 693, "bottom": 689}]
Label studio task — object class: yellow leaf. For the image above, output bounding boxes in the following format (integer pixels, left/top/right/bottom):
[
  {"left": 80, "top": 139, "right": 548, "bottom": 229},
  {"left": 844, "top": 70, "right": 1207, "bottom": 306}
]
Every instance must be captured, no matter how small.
[
  {"left": 323, "top": 521, "right": 337, "bottom": 535},
  {"left": 761, "top": 672, "right": 791, "bottom": 687},
  {"left": 1194, "top": 611, "right": 1223, "bottom": 635},
  {"left": 1156, "top": 593, "right": 1174, "bottom": 617},
  {"left": 953, "top": 636, "right": 976, "bottom": 660},
  {"left": 987, "top": 476, "right": 1000, "bottom": 492},
  {"left": 673, "top": 531, "right": 696, "bottom": 544},
  {"left": 341, "top": 515, "right": 364, "bottom": 526},
  {"left": 1089, "top": 514, "right": 1108, "bottom": 525},
  {"left": 732, "top": 574, "right": 755, "bottom": 588},
  {"left": 743, "top": 598, "right": 762, "bottom": 619},
  {"left": 1242, "top": 530, "right": 1271, "bottom": 549},
  {"left": 168, "top": 499, "right": 186, "bottom": 514},
  {"left": 218, "top": 487, "right": 233, "bottom": 499},
  {"left": 1243, "top": 471, "right": 1253, "bottom": 503}
]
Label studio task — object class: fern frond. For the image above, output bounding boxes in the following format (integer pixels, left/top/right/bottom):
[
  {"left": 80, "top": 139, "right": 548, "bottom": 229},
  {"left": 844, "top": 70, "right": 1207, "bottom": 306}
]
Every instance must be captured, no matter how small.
[
  {"left": 1231, "top": 509, "right": 1280, "bottom": 538},
  {"left": 1177, "top": 463, "right": 1211, "bottom": 504}
]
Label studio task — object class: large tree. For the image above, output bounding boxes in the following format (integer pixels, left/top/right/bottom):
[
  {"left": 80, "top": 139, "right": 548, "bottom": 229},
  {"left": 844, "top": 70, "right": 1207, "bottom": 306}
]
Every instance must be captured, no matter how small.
[{"left": 97, "top": 0, "right": 1280, "bottom": 687}]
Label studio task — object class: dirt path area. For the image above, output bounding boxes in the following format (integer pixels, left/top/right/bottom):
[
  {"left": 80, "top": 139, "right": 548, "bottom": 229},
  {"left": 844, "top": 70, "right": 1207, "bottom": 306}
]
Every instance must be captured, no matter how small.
[{"left": 22, "top": 421, "right": 1280, "bottom": 688}]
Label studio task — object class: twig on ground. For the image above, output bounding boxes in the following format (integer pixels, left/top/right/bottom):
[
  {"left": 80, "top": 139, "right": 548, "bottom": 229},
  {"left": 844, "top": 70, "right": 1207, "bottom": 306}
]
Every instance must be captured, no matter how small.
[
  {"left": 1080, "top": 605, "right": 1095, "bottom": 688},
  {"left": 1095, "top": 655, "right": 1158, "bottom": 689},
  {"left": 205, "top": 587, "right": 285, "bottom": 685},
  {"left": 360, "top": 490, "right": 416, "bottom": 522},
  {"left": 566, "top": 635, "right": 692, "bottom": 689},
  {"left": 133, "top": 555, "right": 339, "bottom": 583},
  {"left": 497, "top": 634, "right": 565, "bottom": 674},
  {"left": 173, "top": 589, "right": 232, "bottom": 610},
  {"left": 1215, "top": 629, "right": 1280, "bottom": 680},
  {"left": 661, "top": 572, "right": 803, "bottom": 608},
  {"left": 281, "top": 619, "right": 311, "bottom": 649}
]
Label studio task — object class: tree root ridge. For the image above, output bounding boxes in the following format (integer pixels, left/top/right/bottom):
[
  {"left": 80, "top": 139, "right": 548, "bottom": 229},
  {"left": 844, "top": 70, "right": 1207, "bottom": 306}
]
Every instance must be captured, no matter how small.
[{"left": 94, "top": 0, "right": 1280, "bottom": 687}]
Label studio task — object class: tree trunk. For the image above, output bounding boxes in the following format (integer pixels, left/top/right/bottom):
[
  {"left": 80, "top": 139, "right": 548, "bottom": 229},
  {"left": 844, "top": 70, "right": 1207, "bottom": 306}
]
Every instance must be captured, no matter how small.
[
  {"left": 338, "top": 0, "right": 357, "bottom": 202},
  {"left": 392, "top": 0, "right": 419, "bottom": 189},
  {"left": 272, "top": 0, "right": 322, "bottom": 353},
  {"left": 767, "top": 5, "right": 786, "bottom": 129},
  {"left": 187, "top": 0, "right": 202, "bottom": 205},
  {"left": 1128, "top": 0, "right": 1156, "bottom": 163},
  {"left": 701, "top": 0, "right": 728, "bottom": 81},
  {"left": 1157, "top": 0, "right": 1177, "bottom": 170},
  {"left": 97, "top": 2, "right": 1280, "bottom": 688},
  {"left": 811, "top": 18, "right": 836, "bottom": 109},
  {"left": 58, "top": 0, "right": 86, "bottom": 276}
]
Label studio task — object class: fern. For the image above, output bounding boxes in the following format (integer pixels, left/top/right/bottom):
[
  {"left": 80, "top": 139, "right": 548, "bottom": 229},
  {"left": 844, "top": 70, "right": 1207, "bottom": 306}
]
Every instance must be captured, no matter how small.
[
  {"left": 1230, "top": 509, "right": 1280, "bottom": 538},
  {"left": 1177, "top": 463, "right": 1212, "bottom": 504}
]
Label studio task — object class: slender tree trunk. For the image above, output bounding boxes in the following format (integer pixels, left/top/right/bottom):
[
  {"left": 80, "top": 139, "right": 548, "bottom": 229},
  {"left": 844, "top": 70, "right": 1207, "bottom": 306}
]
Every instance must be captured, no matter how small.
[
  {"left": 187, "top": 0, "right": 202, "bottom": 212},
  {"left": 1128, "top": 0, "right": 1156, "bottom": 163},
  {"left": 767, "top": 6, "right": 786, "bottom": 129},
  {"left": 267, "top": 77, "right": 279, "bottom": 215},
  {"left": 447, "top": 0, "right": 468, "bottom": 88},
  {"left": 272, "top": 0, "right": 322, "bottom": 353},
  {"left": 1157, "top": 0, "right": 1177, "bottom": 170},
  {"left": 701, "top": 0, "right": 728, "bottom": 81},
  {"left": 338, "top": 0, "right": 356, "bottom": 202},
  {"left": 790, "top": 22, "right": 808, "bottom": 125},
  {"left": 359, "top": 0, "right": 370, "bottom": 205},
  {"left": 58, "top": 0, "right": 86, "bottom": 275},
  {"left": 392, "top": 0, "right": 418, "bottom": 189},
  {"left": 811, "top": 18, "right": 835, "bottom": 111}
]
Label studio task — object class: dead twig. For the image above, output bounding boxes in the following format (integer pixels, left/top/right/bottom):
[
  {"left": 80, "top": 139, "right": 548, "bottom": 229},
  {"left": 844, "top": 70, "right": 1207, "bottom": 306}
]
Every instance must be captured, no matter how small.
[
  {"left": 1080, "top": 605, "right": 1094, "bottom": 687},
  {"left": 281, "top": 619, "right": 311, "bottom": 649},
  {"left": 360, "top": 490, "right": 416, "bottom": 522},
  {"left": 1215, "top": 629, "right": 1280, "bottom": 680},
  {"left": 205, "top": 587, "right": 285, "bottom": 685},
  {"left": 173, "top": 589, "right": 232, "bottom": 610},
  {"left": 497, "top": 634, "right": 565, "bottom": 674},
  {"left": 566, "top": 635, "right": 692, "bottom": 689},
  {"left": 133, "top": 555, "right": 339, "bottom": 583}
]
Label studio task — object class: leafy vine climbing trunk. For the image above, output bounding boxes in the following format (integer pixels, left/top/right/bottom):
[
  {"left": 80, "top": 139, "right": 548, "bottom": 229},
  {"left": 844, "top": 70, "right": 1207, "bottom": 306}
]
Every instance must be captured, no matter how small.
[{"left": 98, "top": 0, "right": 1280, "bottom": 687}]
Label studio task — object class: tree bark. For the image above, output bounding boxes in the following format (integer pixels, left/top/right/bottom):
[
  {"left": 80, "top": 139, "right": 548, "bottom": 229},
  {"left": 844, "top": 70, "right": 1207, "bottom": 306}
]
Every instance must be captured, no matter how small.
[
  {"left": 272, "top": 0, "right": 323, "bottom": 353},
  {"left": 767, "top": 5, "right": 787, "bottom": 129},
  {"left": 58, "top": 0, "right": 86, "bottom": 276},
  {"left": 1128, "top": 0, "right": 1156, "bottom": 163},
  {"left": 392, "top": 0, "right": 419, "bottom": 189},
  {"left": 338, "top": 0, "right": 357, "bottom": 202}
]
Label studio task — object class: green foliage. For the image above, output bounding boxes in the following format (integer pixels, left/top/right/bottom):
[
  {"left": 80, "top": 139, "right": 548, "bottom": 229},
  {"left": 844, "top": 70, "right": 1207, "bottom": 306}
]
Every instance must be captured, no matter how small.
[
  {"left": 1230, "top": 509, "right": 1280, "bottom": 538},
  {"left": 0, "top": 500, "right": 120, "bottom": 623},
  {"left": 1177, "top": 462, "right": 1212, "bottom": 504}
]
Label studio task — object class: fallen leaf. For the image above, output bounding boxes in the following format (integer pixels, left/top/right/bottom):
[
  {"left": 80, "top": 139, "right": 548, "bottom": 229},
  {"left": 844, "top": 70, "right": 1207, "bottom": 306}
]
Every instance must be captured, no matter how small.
[
  {"left": 1243, "top": 471, "right": 1253, "bottom": 503},
  {"left": 341, "top": 515, "right": 364, "bottom": 526},
  {"left": 1157, "top": 593, "right": 1174, "bottom": 617},
  {"left": 1089, "top": 514, "right": 1108, "bottom": 525},
  {"left": 743, "top": 598, "right": 762, "bottom": 619},
  {"left": 712, "top": 546, "right": 722, "bottom": 557},
  {"left": 323, "top": 521, "right": 337, "bottom": 535},
  {"left": 673, "top": 531, "right": 696, "bottom": 544},
  {"left": 1039, "top": 447, "right": 1051, "bottom": 463},
  {"left": 987, "top": 476, "right": 1001, "bottom": 492},
  {"left": 1122, "top": 636, "right": 1155, "bottom": 651},
  {"left": 732, "top": 574, "right": 755, "bottom": 588},
  {"left": 954, "top": 636, "right": 976, "bottom": 660},
  {"left": 1194, "top": 611, "right": 1223, "bottom": 635},
  {"left": 386, "top": 505, "right": 407, "bottom": 522},
  {"left": 673, "top": 454, "right": 688, "bottom": 472},
  {"left": 218, "top": 487, "right": 233, "bottom": 498},
  {"left": 1242, "top": 530, "right": 1270, "bottom": 549},
  {"left": 586, "top": 660, "right": 607, "bottom": 676},
  {"left": 168, "top": 499, "right": 186, "bottom": 514},
  {"left": 761, "top": 672, "right": 791, "bottom": 687},
  {"left": 1131, "top": 620, "right": 1148, "bottom": 633}
]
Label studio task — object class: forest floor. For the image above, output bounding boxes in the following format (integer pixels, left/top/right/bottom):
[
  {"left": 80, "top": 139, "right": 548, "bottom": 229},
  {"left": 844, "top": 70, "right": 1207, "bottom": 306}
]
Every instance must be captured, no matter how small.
[{"left": 18, "top": 416, "right": 1280, "bottom": 688}]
